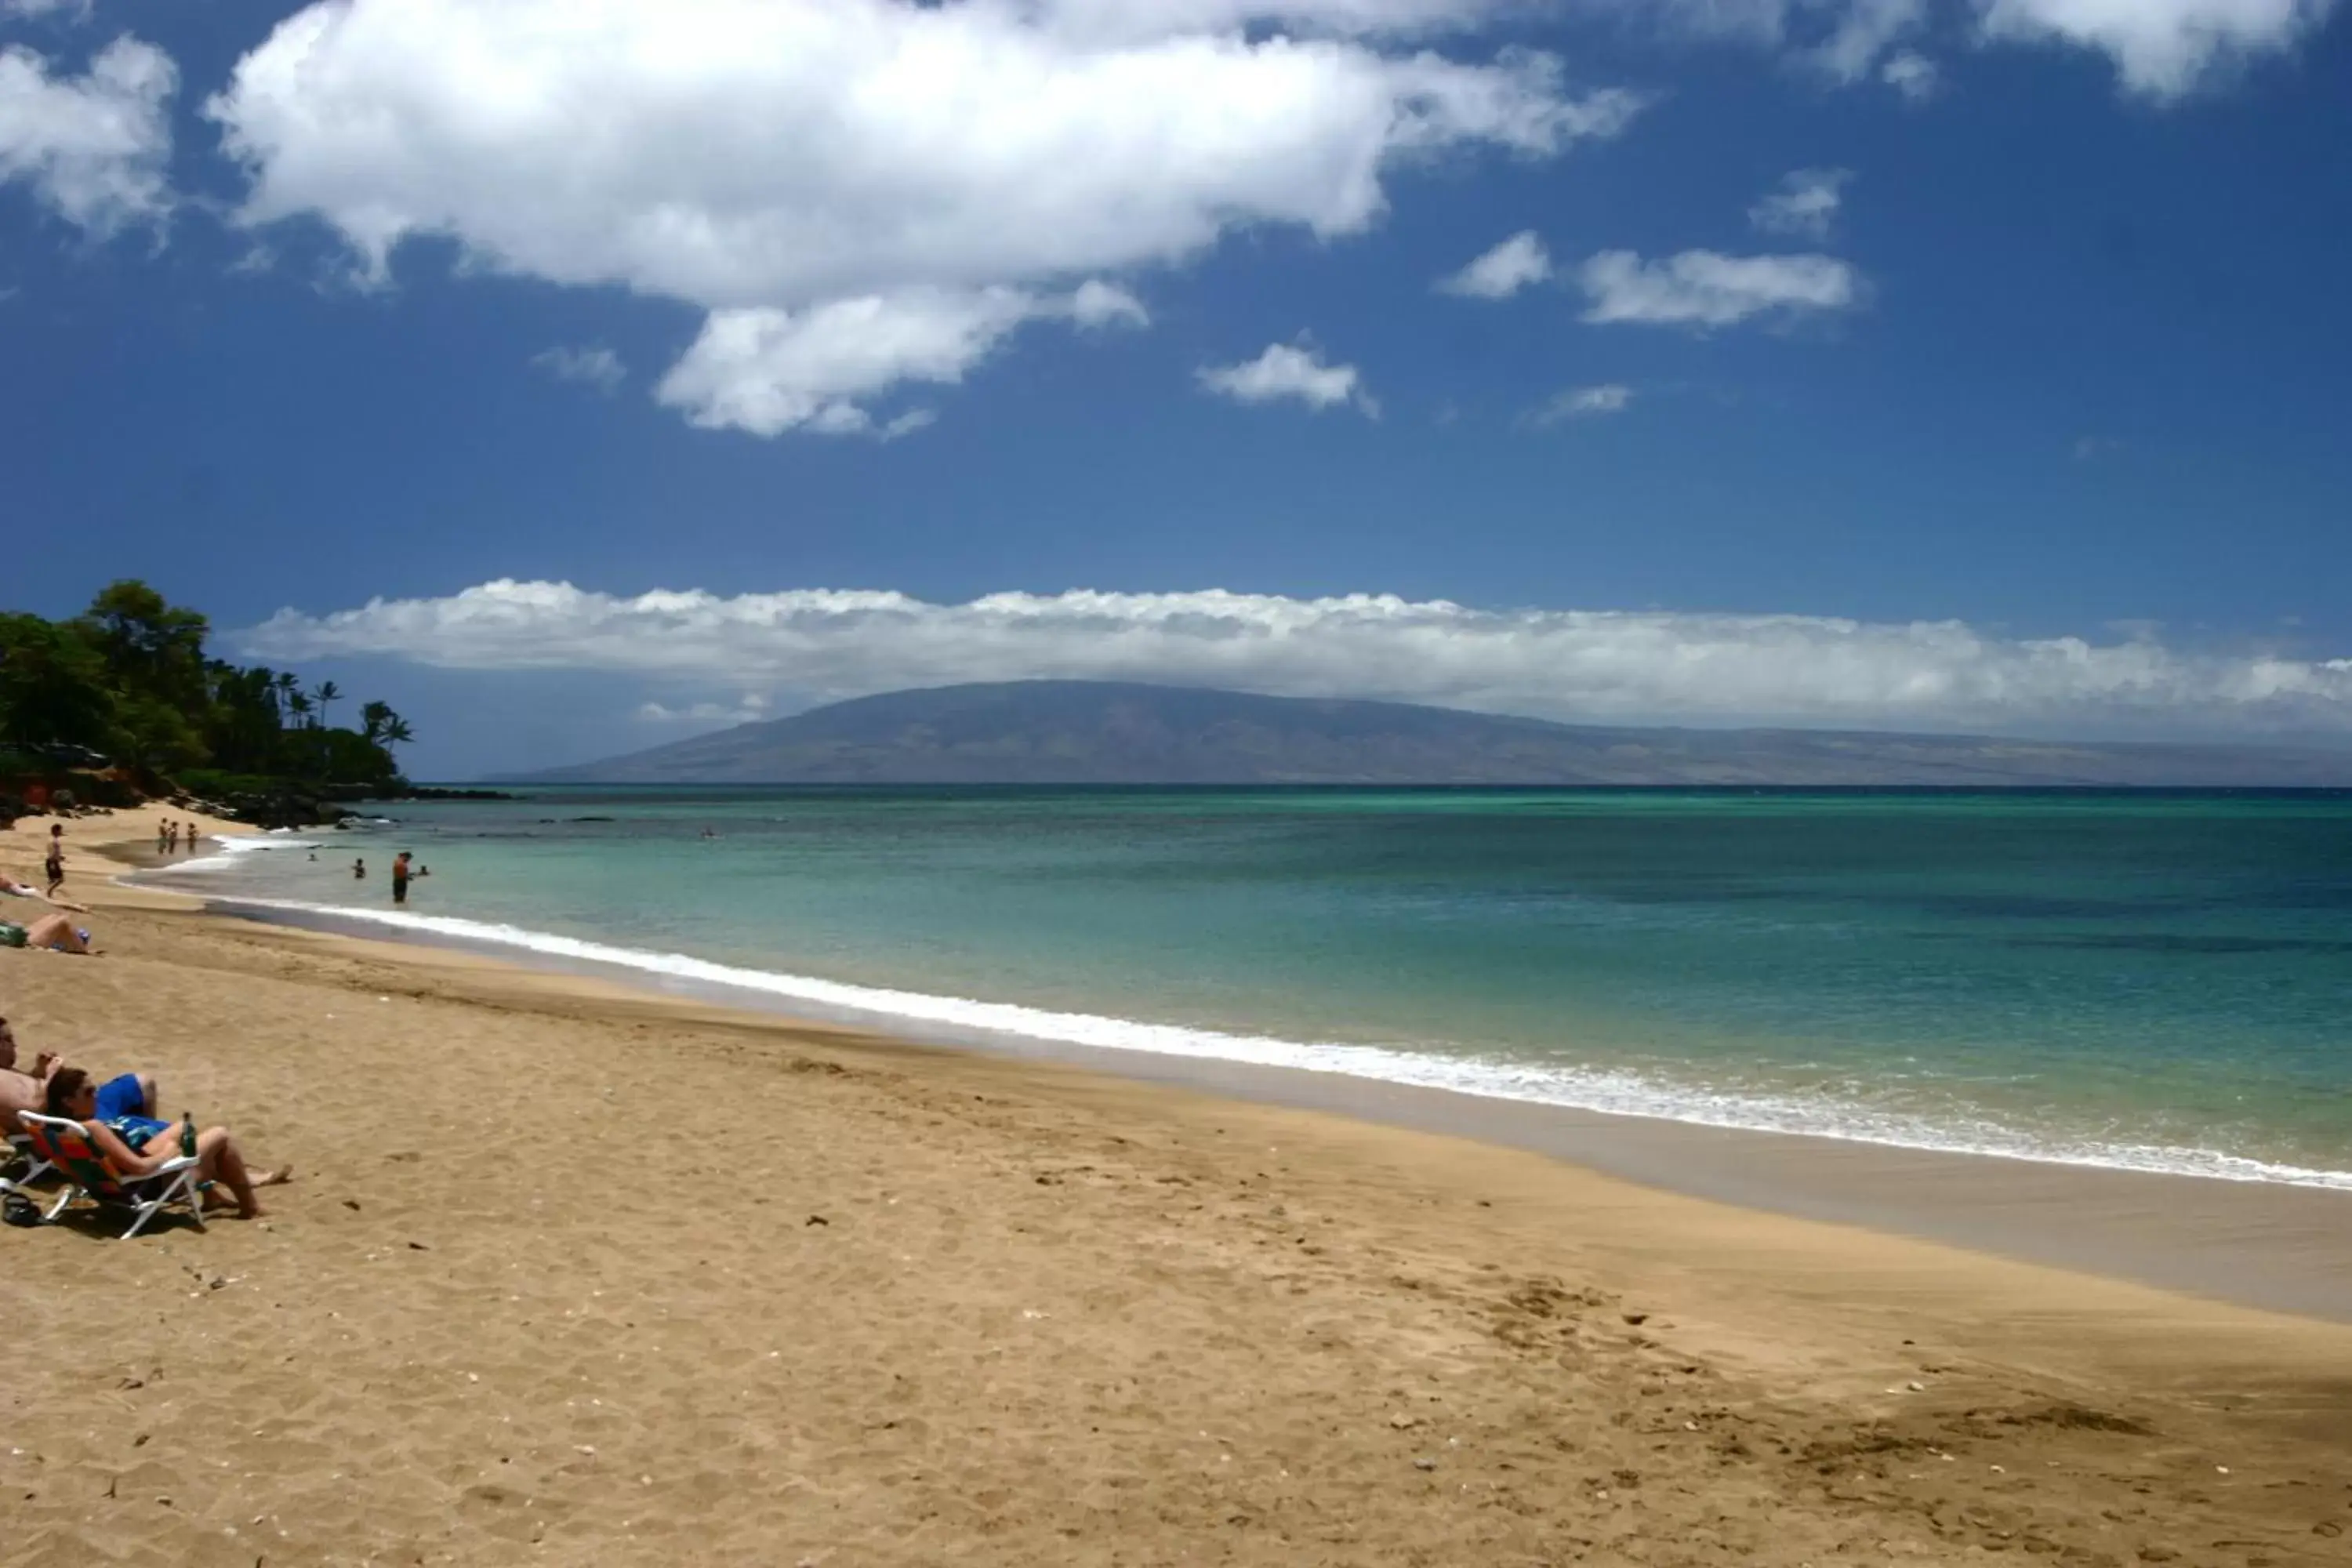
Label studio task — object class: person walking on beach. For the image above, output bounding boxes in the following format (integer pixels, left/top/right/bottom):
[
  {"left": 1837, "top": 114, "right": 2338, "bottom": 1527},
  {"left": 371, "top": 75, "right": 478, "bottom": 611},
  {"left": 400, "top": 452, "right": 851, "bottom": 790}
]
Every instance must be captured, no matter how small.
[
  {"left": 391, "top": 851, "right": 412, "bottom": 906},
  {"left": 43, "top": 826, "right": 64, "bottom": 898}
]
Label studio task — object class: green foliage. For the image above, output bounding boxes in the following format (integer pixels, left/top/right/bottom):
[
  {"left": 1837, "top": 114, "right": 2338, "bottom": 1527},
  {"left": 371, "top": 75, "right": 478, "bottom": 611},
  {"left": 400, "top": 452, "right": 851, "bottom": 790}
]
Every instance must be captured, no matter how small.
[
  {"left": 176, "top": 768, "right": 313, "bottom": 798},
  {"left": 112, "top": 692, "right": 209, "bottom": 774},
  {"left": 275, "top": 723, "right": 401, "bottom": 789},
  {"left": 0, "top": 580, "right": 408, "bottom": 793},
  {"left": 0, "top": 613, "right": 115, "bottom": 750},
  {"left": 78, "top": 579, "right": 210, "bottom": 712}
]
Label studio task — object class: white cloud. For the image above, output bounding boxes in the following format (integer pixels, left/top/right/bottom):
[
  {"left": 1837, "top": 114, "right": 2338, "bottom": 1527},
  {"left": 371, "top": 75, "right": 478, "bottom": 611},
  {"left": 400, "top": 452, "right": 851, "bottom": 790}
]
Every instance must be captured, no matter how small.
[
  {"left": 1808, "top": 0, "right": 1930, "bottom": 79},
  {"left": 1069, "top": 279, "right": 1151, "bottom": 329},
  {"left": 206, "top": 0, "right": 1639, "bottom": 436},
  {"left": 531, "top": 345, "right": 626, "bottom": 394},
  {"left": 1198, "top": 341, "right": 1376, "bottom": 413},
  {"left": 1973, "top": 0, "right": 2340, "bottom": 98},
  {"left": 0, "top": 34, "right": 175, "bottom": 236},
  {"left": 238, "top": 581, "right": 2352, "bottom": 738},
  {"left": 2, "top": 1, "right": 94, "bottom": 20},
  {"left": 1606, "top": 1, "right": 2336, "bottom": 100},
  {"left": 1523, "top": 383, "right": 1633, "bottom": 424},
  {"left": 656, "top": 289, "right": 1043, "bottom": 438},
  {"left": 1749, "top": 168, "right": 1853, "bottom": 240},
  {"left": 877, "top": 409, "right": 939, "bottom": 441},
  {"left": 1595, "top": 0, "right": 1928, "bottom": 81},
  {"left": 1436, "top": 229, "right": 1552, "bottom": 298},
  {"left": 1036, "top": 1, "right": 1537, "bottom": 39},
  {"left": 637, "top": 693, "right": 771, "bottom": 725},
  {"left": 1880, "top": 47, "right": 1942, "bottom": 97},
  {"left": 1577, "top": 249, "right": 1861, "bottom": 328}
]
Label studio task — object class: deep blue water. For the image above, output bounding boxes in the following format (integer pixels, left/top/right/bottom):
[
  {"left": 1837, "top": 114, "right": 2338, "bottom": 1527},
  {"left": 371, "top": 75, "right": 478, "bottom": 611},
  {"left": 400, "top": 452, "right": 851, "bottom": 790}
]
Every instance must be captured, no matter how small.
[{"left": 154, "top": 787, "right": 2352, "bottom": 1188}]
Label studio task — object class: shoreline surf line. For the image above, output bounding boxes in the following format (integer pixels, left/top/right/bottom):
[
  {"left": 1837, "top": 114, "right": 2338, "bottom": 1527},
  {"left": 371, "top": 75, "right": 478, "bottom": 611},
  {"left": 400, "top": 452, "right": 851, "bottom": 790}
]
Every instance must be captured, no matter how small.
[
  {"left": 175, "top": 891, "right": 2352, "bottom": 1325},
  {"left": 167, "top": 881, "right": 2352, "bottom": 1196}
]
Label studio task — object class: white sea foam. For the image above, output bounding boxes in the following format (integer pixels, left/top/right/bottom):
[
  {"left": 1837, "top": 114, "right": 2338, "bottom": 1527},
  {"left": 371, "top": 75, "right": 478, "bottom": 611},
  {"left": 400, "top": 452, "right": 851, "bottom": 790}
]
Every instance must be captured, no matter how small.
[
  {"left": 178, "top": 892, "right": 2352, "bottom": 1193},
  {"left": 139, "top": 835, "right": 326, "bottom": 875}
]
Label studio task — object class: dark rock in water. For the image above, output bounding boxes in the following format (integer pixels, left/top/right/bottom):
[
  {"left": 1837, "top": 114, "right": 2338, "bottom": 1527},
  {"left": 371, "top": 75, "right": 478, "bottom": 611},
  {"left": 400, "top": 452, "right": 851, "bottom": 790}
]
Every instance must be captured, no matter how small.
[
  {"left": 568, "top": 815, "right": 617, "bottom": 822},
  {"left": 189, "top": 786, "right": 357, "bottom": 831}
]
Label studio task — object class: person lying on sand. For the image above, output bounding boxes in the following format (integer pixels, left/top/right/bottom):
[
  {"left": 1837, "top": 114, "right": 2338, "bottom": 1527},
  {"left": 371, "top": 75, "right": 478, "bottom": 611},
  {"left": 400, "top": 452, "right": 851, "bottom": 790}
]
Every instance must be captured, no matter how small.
[
  {"left": 0, "top": 876, "right": 88, "bottom": 913},
  {"left": 5, "top": 914, "right": 95, "bottom": 954},
  {"left": 0, "top": 1016, "right": 162, "bottom": 1145},
  {"left": 41, "top": 1066, "right": 292, "bottom": 1219}
]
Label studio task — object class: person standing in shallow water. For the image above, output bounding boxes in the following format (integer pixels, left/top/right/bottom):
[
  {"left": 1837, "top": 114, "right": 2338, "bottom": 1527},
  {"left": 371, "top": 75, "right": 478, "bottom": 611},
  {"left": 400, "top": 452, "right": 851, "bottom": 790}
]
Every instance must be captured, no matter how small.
[
  {"left": 353, "top": 858, "right": 366, "bottom": 880},
  {"left": 391, "top": 851, "right": 412, "bottom": 906}
]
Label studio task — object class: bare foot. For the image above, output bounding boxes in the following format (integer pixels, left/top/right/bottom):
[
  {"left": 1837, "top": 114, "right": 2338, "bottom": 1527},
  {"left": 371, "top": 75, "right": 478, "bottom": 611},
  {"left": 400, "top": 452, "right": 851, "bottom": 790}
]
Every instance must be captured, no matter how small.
[{"left": 257, "top": 1165, "right": 295, "bottom": 1188}]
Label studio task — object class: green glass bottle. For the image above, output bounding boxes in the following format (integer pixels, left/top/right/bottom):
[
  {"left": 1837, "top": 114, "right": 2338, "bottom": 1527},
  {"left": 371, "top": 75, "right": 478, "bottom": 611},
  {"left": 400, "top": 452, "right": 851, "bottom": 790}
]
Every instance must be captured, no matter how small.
[{"left": 179, "top": 1112, "right": 197, "bottom": 1160}]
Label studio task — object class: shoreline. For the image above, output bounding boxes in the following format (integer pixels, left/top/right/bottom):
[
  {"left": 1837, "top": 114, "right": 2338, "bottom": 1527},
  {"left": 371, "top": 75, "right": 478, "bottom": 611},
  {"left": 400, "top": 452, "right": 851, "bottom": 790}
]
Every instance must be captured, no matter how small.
[
  {"left": 140, "top": 817, "right": 2352, "bottom": 1196},
  {"left": 183, "top": 886, "right": 2352, "bottom": 1323},
  {"left": 7, "top": 815, "right": 2352, "bottom": 1561}
]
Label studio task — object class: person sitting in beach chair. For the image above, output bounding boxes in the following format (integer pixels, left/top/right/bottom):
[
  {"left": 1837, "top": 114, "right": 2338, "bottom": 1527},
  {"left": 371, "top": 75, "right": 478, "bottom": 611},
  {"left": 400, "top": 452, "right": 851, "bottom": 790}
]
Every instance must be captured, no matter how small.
[
  {"left": 15, "top": 1105, "right": 206, "bottom": 1239},
  {"left": 2, "top": 1018, "right": 146, "bottom": 1186},
  {"left": 0, "top": 1015, "right": 64, "bottom": 1189},
  {"left": 2, "top": 1018, "right": 173, "bottom": 1197},
  {"left": 28, "top": 1067, "right": 291, "bottom": 1228},
  {"left": 5, "top": 1020, "right": 49, "bottom": 1184},
  {"left": 1, "top": 1014, "right": 164, "bottom": 1135}
]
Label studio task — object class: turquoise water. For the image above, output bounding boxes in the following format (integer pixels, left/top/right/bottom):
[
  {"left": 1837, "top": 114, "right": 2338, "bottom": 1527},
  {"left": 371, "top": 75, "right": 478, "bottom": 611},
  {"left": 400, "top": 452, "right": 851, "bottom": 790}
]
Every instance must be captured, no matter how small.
[{"left": 152, "top": 788, "right": 2352, "bottom": 1188}]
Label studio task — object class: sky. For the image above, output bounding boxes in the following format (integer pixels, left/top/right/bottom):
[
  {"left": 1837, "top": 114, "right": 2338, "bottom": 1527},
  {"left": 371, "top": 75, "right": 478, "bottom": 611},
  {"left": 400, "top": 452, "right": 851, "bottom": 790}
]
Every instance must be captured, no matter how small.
[{"left": 2, "top": 0, "right": 2349, "bottom": 778}]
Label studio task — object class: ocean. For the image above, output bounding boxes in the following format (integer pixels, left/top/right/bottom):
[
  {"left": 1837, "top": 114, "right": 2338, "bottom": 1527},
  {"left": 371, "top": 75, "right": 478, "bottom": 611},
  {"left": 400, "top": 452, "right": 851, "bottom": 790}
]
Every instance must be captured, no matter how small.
[{"left": 144, "top": 787, "right": 2352, "bottom": 1190}]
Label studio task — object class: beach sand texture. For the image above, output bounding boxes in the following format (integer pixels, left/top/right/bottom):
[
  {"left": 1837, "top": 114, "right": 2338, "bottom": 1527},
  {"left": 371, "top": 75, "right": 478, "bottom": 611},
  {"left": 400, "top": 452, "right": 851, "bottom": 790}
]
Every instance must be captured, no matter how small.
[{"left": 3, "top": 818, "right": 2351, "bottom": 1566}]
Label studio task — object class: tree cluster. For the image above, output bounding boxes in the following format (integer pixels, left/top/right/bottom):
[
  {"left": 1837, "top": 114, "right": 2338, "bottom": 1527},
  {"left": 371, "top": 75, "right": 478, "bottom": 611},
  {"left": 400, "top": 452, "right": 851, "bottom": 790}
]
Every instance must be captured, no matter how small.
[{"left": 0, "top": 580, "right": 411, "bottom": 790}]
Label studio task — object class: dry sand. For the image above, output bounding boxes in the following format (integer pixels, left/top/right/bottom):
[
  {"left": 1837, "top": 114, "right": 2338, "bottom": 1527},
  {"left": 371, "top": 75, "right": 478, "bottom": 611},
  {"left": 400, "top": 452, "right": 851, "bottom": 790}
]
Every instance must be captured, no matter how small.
[{"left": 2, "top": 812, "right": 2350, "bottom": 1566}]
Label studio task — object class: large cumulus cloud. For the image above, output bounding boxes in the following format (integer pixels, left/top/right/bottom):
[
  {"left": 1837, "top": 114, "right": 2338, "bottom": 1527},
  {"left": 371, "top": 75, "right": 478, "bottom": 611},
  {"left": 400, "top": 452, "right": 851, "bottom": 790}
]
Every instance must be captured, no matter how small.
[{"left": 205, "top": 0, "right": 1640, "bottom": 436}]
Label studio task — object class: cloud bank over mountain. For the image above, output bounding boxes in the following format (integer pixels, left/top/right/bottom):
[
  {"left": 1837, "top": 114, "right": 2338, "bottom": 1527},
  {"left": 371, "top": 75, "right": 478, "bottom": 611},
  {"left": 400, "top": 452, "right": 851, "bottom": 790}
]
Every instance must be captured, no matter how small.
[{"left": 241, "top": 581, "right": 2352, "bottom": 739}]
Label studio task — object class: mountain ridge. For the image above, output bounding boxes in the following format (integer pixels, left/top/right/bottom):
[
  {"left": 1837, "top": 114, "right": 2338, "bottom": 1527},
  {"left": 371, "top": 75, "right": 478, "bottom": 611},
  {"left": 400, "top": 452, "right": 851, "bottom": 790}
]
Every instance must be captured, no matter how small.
[{"left": 510, "top": 681, "right": 2352, "bottom": 788}]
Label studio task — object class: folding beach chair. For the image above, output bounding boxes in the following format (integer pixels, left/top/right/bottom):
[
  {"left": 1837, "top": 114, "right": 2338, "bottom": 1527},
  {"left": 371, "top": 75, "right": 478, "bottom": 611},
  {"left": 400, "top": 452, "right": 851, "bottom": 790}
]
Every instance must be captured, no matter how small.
[
  {"left": 14, "top": 1113, "right": 205, "bottom": 1239},
  {"left": 2, "top": 1128, "right": 54, "bottom": 1192}
]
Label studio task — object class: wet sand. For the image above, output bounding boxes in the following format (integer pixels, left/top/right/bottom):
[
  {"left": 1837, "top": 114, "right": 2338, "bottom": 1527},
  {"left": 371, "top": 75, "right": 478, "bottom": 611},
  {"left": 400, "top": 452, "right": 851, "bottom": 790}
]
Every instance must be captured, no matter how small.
[{"left": 217, "top": 895, "right": 2352, "bottom": 1325}]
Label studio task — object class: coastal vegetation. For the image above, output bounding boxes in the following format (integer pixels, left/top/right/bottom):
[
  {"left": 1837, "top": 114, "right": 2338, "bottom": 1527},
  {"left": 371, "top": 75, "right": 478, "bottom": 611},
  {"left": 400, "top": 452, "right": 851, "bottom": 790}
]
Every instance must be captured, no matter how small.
[{"left": 0, "top": 579, "right": 411, "bottom": 824}]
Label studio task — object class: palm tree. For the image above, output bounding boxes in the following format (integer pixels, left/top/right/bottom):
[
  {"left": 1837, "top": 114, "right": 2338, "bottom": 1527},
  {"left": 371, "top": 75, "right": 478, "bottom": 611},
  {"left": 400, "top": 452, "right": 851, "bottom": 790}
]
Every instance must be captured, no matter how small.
[
  {"left": 359, "top": 700, "right": 393, "bottom": 743},
  {"left": 286, "top": 688, "right": 313, "bottom": 726},
  {"left": 274, "top": 670, "right": 303, "bottom": 725},
  {"left": 381, "top": 715, "right": 416, "bottom": 759},
  {"left": 313, "top": 680, "right": 342, "bottom": 730}
]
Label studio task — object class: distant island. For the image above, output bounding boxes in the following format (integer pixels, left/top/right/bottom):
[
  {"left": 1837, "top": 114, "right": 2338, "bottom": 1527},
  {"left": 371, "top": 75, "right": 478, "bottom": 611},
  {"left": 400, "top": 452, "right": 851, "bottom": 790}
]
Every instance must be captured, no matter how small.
[{"left": 517, "top": 681, "right": 2352, "bottom": 789}]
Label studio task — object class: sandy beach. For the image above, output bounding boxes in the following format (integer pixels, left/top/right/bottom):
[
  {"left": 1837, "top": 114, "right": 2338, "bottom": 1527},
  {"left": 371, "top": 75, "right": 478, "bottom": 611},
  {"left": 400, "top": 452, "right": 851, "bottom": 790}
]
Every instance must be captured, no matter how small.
[{"left": 4, "top": 811, "right": 2351, "bottom": 1566}]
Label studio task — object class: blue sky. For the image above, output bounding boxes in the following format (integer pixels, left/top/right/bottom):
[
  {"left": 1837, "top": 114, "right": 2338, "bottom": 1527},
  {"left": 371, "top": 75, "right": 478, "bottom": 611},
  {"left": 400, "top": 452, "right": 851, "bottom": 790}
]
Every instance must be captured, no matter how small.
[{"left": 3, "top": 1, "right": 2349, "bottom": 776}]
